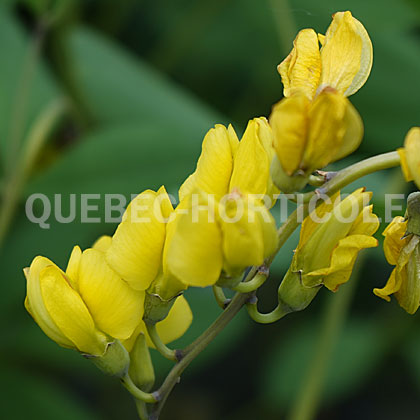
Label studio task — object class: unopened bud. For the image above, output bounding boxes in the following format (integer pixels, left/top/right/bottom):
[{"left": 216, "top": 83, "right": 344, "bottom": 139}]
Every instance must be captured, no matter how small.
[{"left": 129, "top": 333, "right": 155, "bottom": 391}]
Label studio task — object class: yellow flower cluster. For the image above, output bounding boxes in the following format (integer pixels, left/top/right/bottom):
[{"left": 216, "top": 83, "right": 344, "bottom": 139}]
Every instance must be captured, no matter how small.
[
  {"left": 270, "top": 11, "right": 373, "bottom": 192},
  {"left": 24, "top": 9, "right": 395, "bottom": 372}
]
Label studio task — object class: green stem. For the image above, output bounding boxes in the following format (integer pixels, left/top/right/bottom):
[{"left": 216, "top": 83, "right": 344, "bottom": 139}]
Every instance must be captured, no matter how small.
[
  {"left": 148, "top": 291, "right": 251, "bottom": 420},
  {"left": 146, "top": 324, "right": 177, "bottom": 361},
  {"left": 246, "top": 301, "right": 288, "bottom": 323},
  {"left": 298, "top": 151, "right": 401, "bottom": 203},
  {"left": 0, "top": 98, "right": 67, "bottom": 251},
  {"left": 135, "top": 400, "right": 149, "bottom": 420},
  {"left": 212, "top": 285, "right": 231, "bottom": 309},
  {"left": 287, "top": 271, "right": 359, "bottom": 420},
  {"left": 233, "top": 272, "right": 268, "bottom": 293},
  {"left": 148, "top": 206, "right": 304, "bottom": 418},
  {"left": 121, "top": 374, "right": 158, "bottom": 404}
]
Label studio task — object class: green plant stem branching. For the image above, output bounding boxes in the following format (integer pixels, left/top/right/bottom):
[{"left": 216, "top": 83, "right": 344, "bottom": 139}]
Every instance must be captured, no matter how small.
[
  {"left": 145, "top": 324, "right": 178, "bottom": 361},
  {"left": 123, "top": 150, "right": 402, "bottom": 419},
  {"left": 212, "top": 285, "right": 231, "bottom": 309}
]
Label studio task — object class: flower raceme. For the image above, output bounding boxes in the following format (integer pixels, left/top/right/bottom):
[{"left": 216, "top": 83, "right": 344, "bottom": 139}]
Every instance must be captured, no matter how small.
[
  {"left": 270, "top": 11, "right": 372, "bottom": 192},
  {"left": 398, "top": 127, "right": 420, "bottom": 189},
  {"left": 278, "top": 189, "right": 379, "bottom": 312},
  {"left": 163, "top": 119, "right": 279, "bottom": 288}
]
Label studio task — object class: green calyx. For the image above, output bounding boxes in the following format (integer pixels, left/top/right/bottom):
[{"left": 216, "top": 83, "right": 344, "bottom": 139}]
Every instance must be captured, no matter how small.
[{"left": 406, "top": 192, "right": 420, "bottom": 237}]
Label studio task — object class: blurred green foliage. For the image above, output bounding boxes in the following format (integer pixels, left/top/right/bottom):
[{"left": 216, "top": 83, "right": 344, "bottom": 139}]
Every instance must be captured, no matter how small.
[{"left": 1, "top": 0, "right": 420, "bottom": 419}]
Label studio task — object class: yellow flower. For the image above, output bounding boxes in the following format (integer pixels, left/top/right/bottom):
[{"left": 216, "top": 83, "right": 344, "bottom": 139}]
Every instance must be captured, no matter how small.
[
  {"left": 161, "top": 119, "right": 279, "bottom": 287},
  {"left": 270, "top": 11, "right": 371, "bottom": 189},
  {"left": 106, "top": 186, "right": 174, "bottom": 291},
  {"left": 24, "top": 244, "right": 144, "bottom": 356},
  {"left": 398, "top": 127, "right": 420, "bottom": 189},
  {"left": 296, "top": 189, "right": 379, "bottom": 290},
  {"left": 94, "top": 236, "right": 193, "bottom": 349},
  {"left": 374, "top": 217, "right": 420, "bottom": 314},
  {"left": 164, "top": 190, "right": 277, "bottom": 288},
  {"left": 278, "top": 11, "right": 373, "bottom": 100},
  {"left": 270, "top": 89, "right": 363, "bottom": 178},
  {"left": 179, "top": 117, "right": 279, "bottom": 204}
]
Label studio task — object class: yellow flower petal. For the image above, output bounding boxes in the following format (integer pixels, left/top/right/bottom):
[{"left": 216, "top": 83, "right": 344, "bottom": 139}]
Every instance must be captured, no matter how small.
[
  {"left": 383, "top": 216, "right": 408, "bottom": 265},
  {"left": 305, "top": 234, "right": 378, "bottom": 291},
  {"left": 229, "top": 118, "right": 271, "bottom": 196},
  {"left": 25, "top": 257, "right": 74, "bottom": 348},
  {"left": 92, "top": 235, "right": 112, "bottom": 252},
  {"left": 151, "top": 295, "right": 193, "bottom": 346},
  {"left": 303, "top": 90, "right": 347, "bottom": 171},
  {"left": 78, "top": 249, "right": 145, "bottom": 340},
  {"left": 296, "top": 189, "right": 372, "bottom": 273},
  {"left": 179, "top": 124, "right": 239, "bottom": 200},
  {"left": 123, "top": 295, "right": 193, "bottom": 352},
  {"left": 332, "top": 99, "right": 364, "bottom": 162},
  {"left": 320, "top": 11, "right": 372, "bottom": 96},
  {"left": 348, "top": 204, "right": 380, "bottom": 236},
  {"left": 164, "top": 193, "right": 223, "bottom": 287},
  {"left": 278, "top": 28, "right": 321, "bottom": 99},
  {"left": 220, "top": 198, "right": 265, "bottom": 274},
  {"left": 373, "top": 268, "right": 400, "bottom": 302},
  {"left": 40, "top": 265, "right": 108, "bottom": 356},
  {"left": 106, "top": 188, "right": 172, "bottom": 290},
  {"left": 270, "top": 94, "right": 309, "bottom": 176},
  {"left": 404, "top": 127, "right": 420, "bottom": 188},
  {"left": 398, "top": 148, "right": 413, "bottom": 182},
  {"left": 65, "top": 246, "right": 82, "bottom": 290}
]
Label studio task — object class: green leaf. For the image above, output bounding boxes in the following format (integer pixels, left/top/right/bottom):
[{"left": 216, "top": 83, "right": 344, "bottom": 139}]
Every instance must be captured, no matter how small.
[
  {"left": 67, "top": 25, "right": 223, "bottom": 129},
  {"left": 0, "top": 6, "right": 59, "bottom": 163}
]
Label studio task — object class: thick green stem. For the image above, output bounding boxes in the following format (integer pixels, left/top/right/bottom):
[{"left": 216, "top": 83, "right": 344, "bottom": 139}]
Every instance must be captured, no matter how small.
[
  {"left": 298, "top": 152, "right": 401, "bottom": 203},
  {"left": 145, "top": 324, "right": 177, "bottom": 362},
  {"left": 148, "top": 291, "right": 251, "bottom": 420}
]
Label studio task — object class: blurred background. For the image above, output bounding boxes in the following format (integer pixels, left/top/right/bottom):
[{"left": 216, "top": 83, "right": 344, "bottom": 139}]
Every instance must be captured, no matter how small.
[{"left": 1, "top": 0, "right": 420, "bottom": 419}]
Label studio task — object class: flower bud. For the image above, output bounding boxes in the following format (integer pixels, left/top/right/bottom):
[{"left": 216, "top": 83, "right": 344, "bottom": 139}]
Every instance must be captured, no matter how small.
[{"left": 128, "top": 333, "right": 155, "bottom": 391}]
